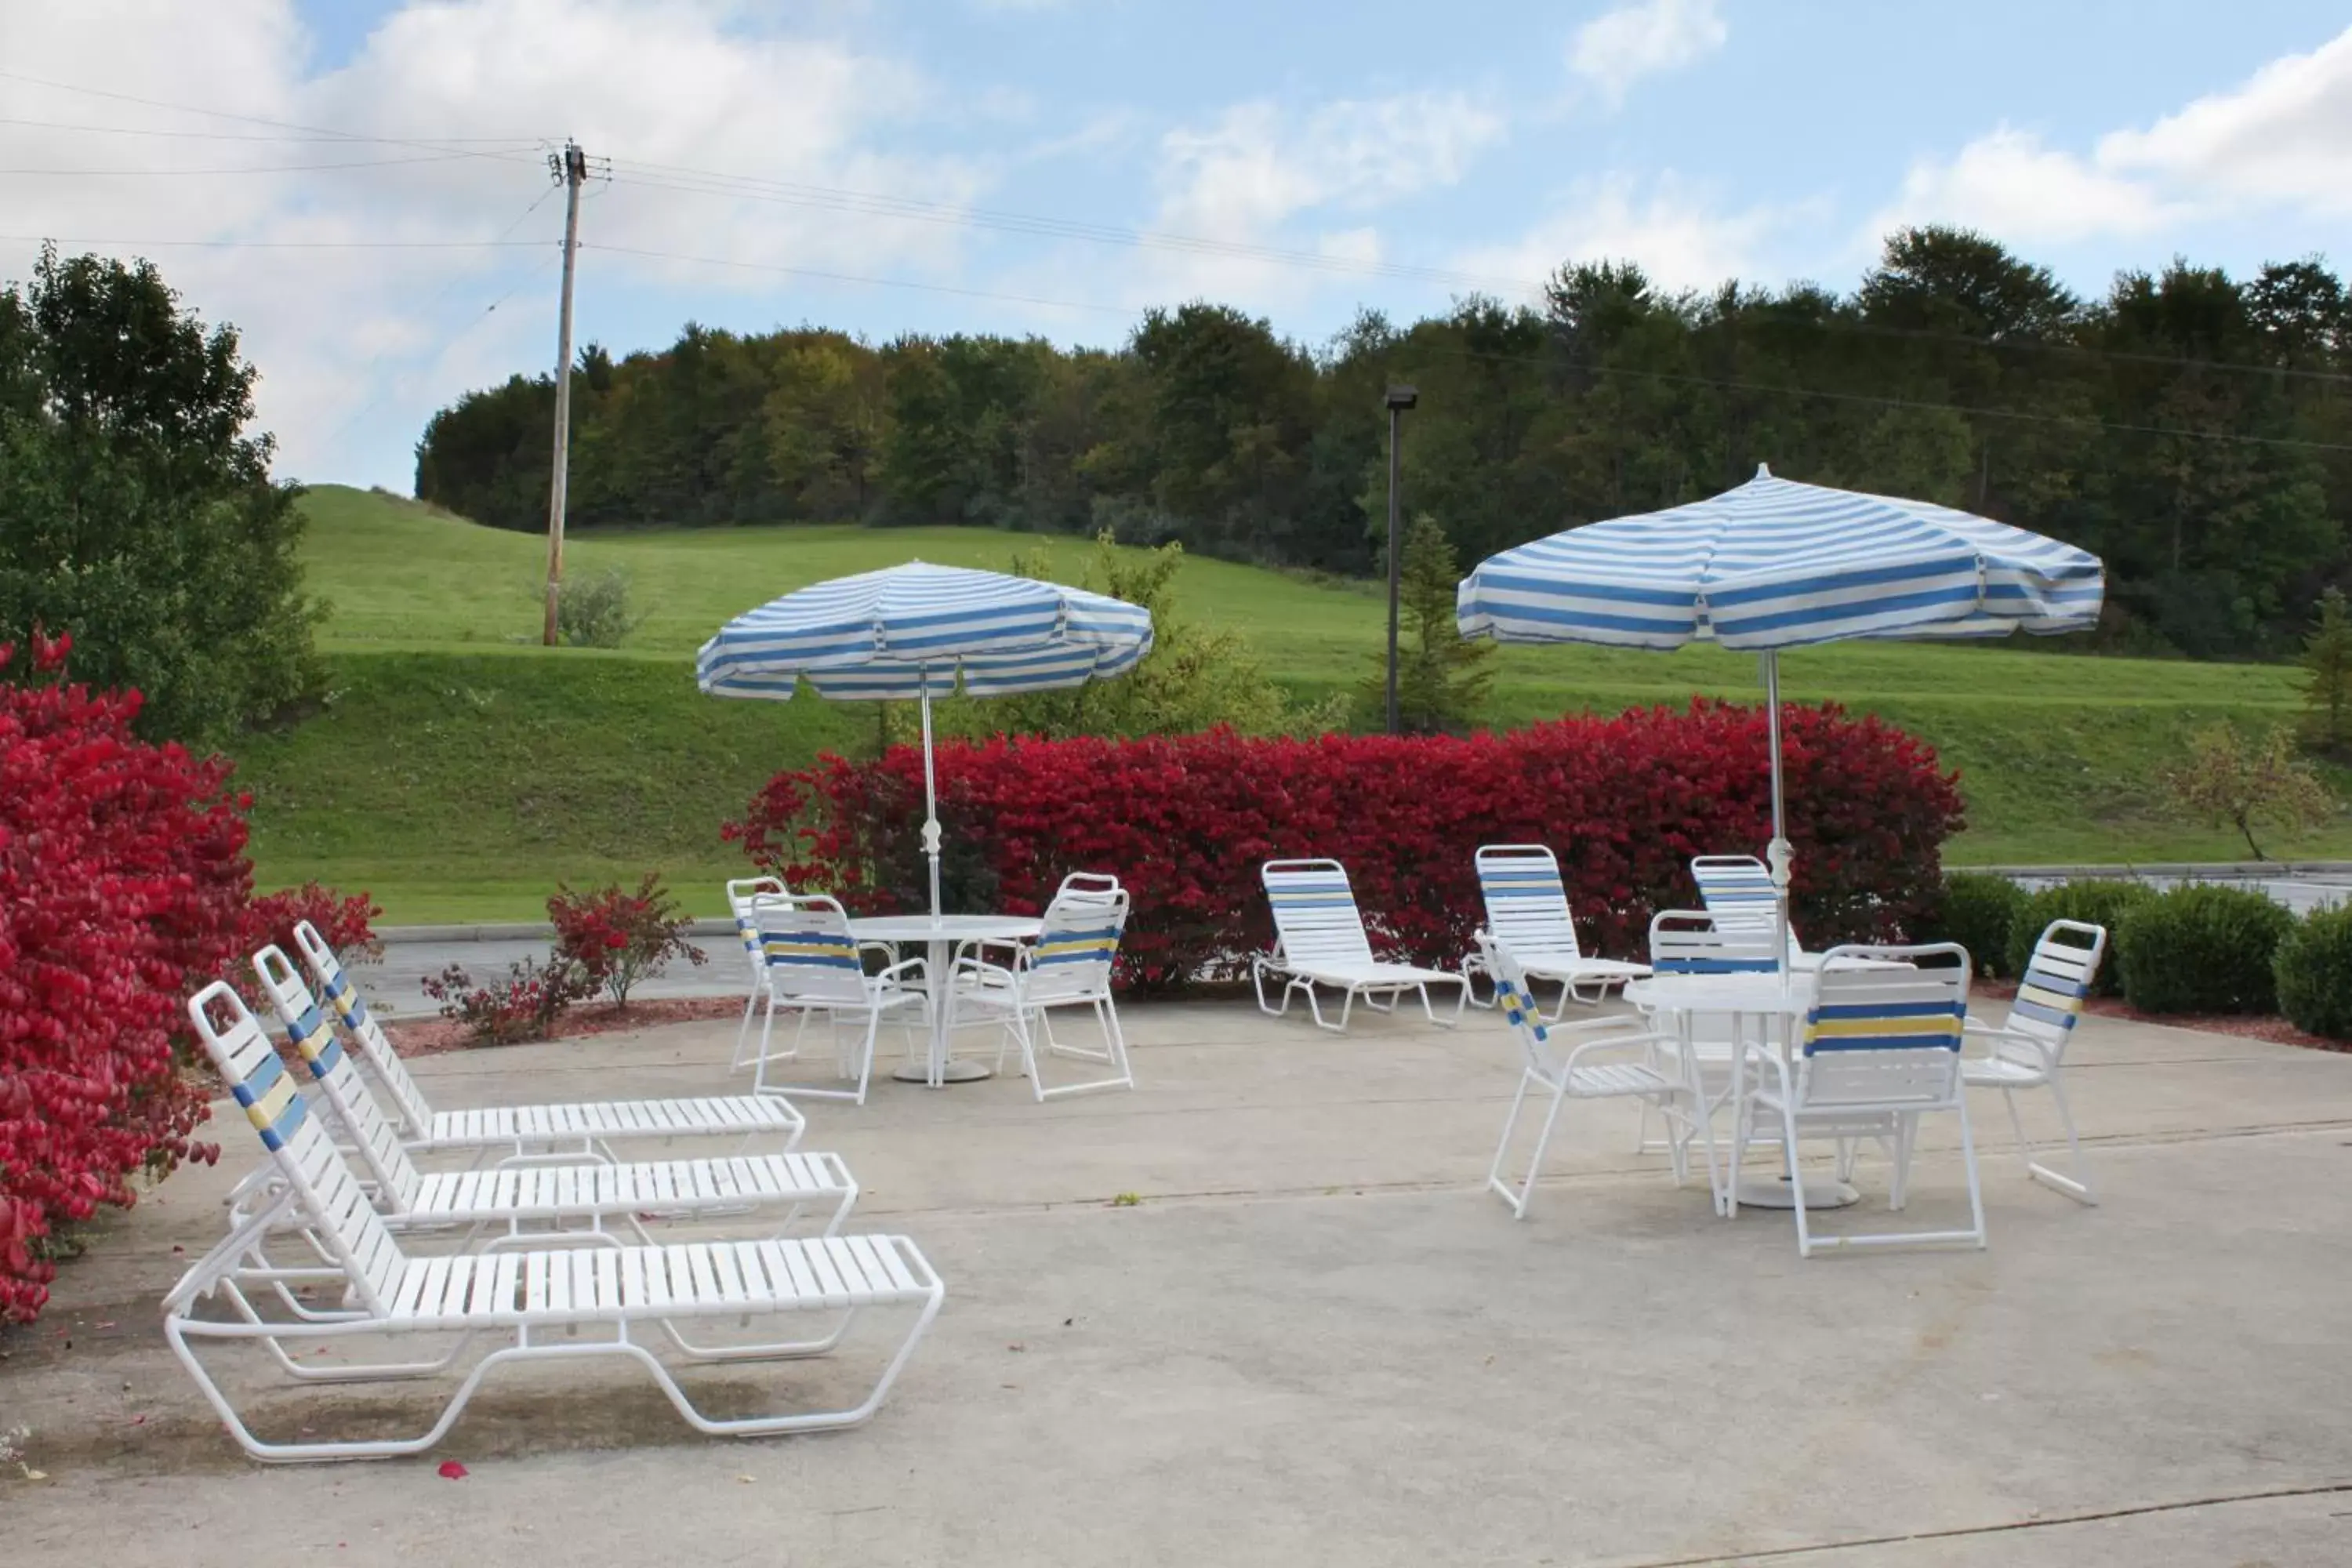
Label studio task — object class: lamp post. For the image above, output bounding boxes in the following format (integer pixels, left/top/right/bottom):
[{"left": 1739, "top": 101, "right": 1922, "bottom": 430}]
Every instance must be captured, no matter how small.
[{"left": 1383, "top": 383, "right": 1418, "bottom": 736}]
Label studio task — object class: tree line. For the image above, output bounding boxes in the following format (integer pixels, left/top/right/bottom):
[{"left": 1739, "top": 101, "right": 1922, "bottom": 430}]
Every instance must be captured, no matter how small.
[{"left": 414, "top": 226, "right": 2352, "bottom": 659}]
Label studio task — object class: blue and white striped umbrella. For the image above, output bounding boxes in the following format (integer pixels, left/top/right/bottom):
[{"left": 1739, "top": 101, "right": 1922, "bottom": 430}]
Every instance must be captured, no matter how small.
[
  {"left": 1457, "top": 466, "right": 2106, "bottom": 972},
  {"left": 1456, "top": 466, "right": 2103, "bottom": 651},
  {"left": 699, "top": 561, "right": 1154, "bottom": 917},
  {"left": 697, "top": 561, "right": 1153, "bottom": 699}
]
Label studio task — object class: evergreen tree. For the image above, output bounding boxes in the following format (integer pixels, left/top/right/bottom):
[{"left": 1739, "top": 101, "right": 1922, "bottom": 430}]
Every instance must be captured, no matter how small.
[
  {"left": 1360, "top": 515, "right": 1494, "bottom": 735},
  {"left": 2300, "top": 587, "right": 2352, "bottom": 754}
]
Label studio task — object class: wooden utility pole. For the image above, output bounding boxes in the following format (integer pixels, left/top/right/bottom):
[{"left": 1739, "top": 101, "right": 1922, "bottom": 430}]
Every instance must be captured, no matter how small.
[{"left": 543, "top": 140, "right": 588, "bottom": 646}]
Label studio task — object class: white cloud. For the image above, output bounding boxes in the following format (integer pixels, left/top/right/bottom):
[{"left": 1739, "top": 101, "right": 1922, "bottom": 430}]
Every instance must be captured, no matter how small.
[
  {"left": 2100, "top": 26, "right": 2352, "bottom": 216},
  {"left": 1454, "top": 173, "right": 1780, "bottom": 295},
  {"left": 1871, "top": 126, "right": 2183, "bottom": 248},
  {"left": 1567, "top": 0, "right": 1727, "bottom": 107},
  {"left": 1139, "top": 91, "right": 1507, "bottom": 300},
  {"left": 0, "top": 0, "right": 985, "bottom": 483},
  {"left": 1872, "top": 24, "right": 2352, "bottom": 250}
]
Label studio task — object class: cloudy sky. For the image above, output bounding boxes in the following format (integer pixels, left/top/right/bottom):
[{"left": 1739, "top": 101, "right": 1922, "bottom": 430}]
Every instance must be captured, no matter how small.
[{"left": 6, "top": 0, "right": 2352, "bottom": 492}]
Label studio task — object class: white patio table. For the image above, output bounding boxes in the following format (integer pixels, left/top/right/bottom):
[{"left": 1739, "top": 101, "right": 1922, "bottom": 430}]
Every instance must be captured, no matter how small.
[
  {"left": 1624, "top": 971, "right": 1862, "bottom": 1213},
  {"left": 851, "top": 914, "right": 1044, "bottom": 1087}
]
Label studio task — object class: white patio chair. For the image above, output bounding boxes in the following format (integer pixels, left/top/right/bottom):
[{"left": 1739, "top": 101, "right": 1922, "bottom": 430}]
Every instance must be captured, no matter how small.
[
  {"left": 252, "top": 946, "right": 859, "bottom": 1240},
  {"left": 1962, "top": 918, "right": 2107, "bottom": 1205},
  {"left": 946, "top": 887, "right": 1135, "bottom": 1101},
  {"left": 1479, "top": 935, "right": 1689, "bottom": 1220},
  {"left": 171, "top": 983, "right": 944, "bottom": 1464},
  {"left": 1461, "top": 844, "right": 1650, "bottom": 1017},
  {"left": 727, "top": 876, "right": 788, "bottom": 1070},
  {"left": 1253, "top": 858, "right": 1468, "bottom": 1032},
  {"left": 1632, "top": 910, "right": 1783, "bottom": 1205},
  {"left": 750, "top": 894, "right": 930, "bottom": 1105},
  {"left": 1051, "top": 869, "right": 1123, "bottom": 903},
  {"left": 1692, "top": 853, "right": 1819, "bottom": 970},
  {"left": 1733, "top": 943, "right": 1987, "bottom": 1257},
  {"left": 284, "top": 920, "right": 807, "bottom": 1160}
]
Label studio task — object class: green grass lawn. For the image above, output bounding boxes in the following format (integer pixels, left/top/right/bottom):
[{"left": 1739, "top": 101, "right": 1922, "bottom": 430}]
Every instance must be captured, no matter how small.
[{"left": 246, "top": 485, "right": 2352, "bottom": 921}]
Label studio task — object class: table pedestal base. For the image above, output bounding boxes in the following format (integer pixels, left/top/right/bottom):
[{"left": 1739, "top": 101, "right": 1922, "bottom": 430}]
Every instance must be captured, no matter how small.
[
  {"left": 1732, "top": 1176, "right": 1860, "bottom": 1210},
  {"left": 893, "top": 1058, "right": 993, "bottom": 1086}
]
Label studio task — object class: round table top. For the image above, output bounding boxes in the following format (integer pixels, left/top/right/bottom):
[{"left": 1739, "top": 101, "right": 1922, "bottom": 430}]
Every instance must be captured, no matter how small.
[
  {"left": 849, "top": 913, "right": 1044, "bottom": 942},
  {"left": 1624, "top": 971, "right": 1816, "bottom": 1016}
]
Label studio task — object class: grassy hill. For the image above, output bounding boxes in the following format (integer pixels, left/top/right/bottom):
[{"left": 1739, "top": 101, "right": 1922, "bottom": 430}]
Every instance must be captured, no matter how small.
[{"left": 238, "top": 485, "right": 2352, "bottom": 921}]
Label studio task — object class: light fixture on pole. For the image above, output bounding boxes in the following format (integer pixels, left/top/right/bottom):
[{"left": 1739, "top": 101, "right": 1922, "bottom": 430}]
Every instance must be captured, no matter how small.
[{"left": 1382, "top": 383, "right": 1418, "bottom": 736}]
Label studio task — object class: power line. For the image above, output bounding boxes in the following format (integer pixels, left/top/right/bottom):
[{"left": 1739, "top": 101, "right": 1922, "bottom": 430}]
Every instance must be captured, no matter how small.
[
  {"left": 296, "top": 187, "right": 567, "bottom": 461},
  {"left": 0, "top": 151, "right": 495, "bottom": 176},
  {"left": 579, "top": 241, "right": 1147, "bottom": 317},
  {"left": 9, "top": 67, "right": 2343, "bottom": 388},
  {"left": 603, "top": 160, "right": 1536, "bottom": 295},
  {"left": 600, "top": 157, "right": 2352, "bottom": 387},
  {"left": 0, "top": 114, "right": 544, "bottom": 144},
  {"left": 0, "top": 235, "right": 543, "bottom": 250},
  {"left": 0, "top": 71, "right": 547, "bottom": 167}
]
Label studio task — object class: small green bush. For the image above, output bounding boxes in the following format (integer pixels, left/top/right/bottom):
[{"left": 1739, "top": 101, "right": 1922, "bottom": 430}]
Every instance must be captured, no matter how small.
[
  {"left": 2114, "top": 884, "right": 2296, "bottom": 1015},
  {"left": 2274, "top": 904, "right": 2352, "bottom": 1038},
  {"left": 557, "top": 568, "right": 641, "bottom": 648},
  {"left": 2005, "top": 880, "right": 2158, "bottom": 993},
  {"left": 1930, "top": 873, "right": 2028, "bottom": 977}
]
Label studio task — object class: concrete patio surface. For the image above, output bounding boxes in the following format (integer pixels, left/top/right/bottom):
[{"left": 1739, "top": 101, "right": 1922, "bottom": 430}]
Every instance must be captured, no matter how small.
[{"left": 2, "top": 997, "right": 2348, "bottom": 1566}]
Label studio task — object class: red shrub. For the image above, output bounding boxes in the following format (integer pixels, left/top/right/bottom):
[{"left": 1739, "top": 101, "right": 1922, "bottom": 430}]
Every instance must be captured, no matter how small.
[
  {"left": 725, "top": 701, "right": 1965, "bottom": 991},
  {"left": 241, "top": 882, "right": 384, "bottom": 972},
  {"left": 548, "top": 873, "right": 706, "bottom": 1007},
  {"left": 0, "top": 633, "right": 245, "bottom": 1323},
  {"left": 419, "top": 956, "right": 595, "bottom": 1047}
]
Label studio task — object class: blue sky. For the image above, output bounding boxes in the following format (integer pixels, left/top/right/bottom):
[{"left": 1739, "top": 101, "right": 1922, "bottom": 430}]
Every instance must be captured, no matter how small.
[{"left": 8, "top": 0, "right": 2352, "bottom": 490}]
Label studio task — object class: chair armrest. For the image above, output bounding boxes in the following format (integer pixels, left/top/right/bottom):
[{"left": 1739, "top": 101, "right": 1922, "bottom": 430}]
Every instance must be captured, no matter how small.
[
  {"left": 877, "top": 956, "right": 930, "bottom": 985},
  {"left": 1558, "top": 1030, "right": 1675, "bottom": 1075},
  {"left": 1545, "top": 1012, "right": 1651, "bottom": 1037},
  {"left": 1962, "top": 1022, "right": 2057, "bottom": 1071},
  {"left": 950, "top": 957, "right": 1020, "bottom": 991}
]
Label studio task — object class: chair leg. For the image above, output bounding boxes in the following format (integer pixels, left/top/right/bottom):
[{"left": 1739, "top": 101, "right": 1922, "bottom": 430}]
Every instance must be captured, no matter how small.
[
  {"left": 732, "top": 987, "right": 758, "bottom": 1070},
  {"left": 1253, "top": 959, "right": 1284, "bottom": 1018},
  {"left": 1889, "top": 1117, "right": 1915, "bottom": 1211},
  {"left": 1957, "top": 1091, "right": 1989, "bottom": 1248},
  {"left": 1727, "top": 1090, "right": 1750, "bottom": 1222},
  {"left": 2027, "top": 1075, "right": 2097, "bottom": 1206},
  {"left": 1781, "top": 1098, "right": 1813, "bottom": 1258},
  {"left": 1658, "top": 1096, "right": 1690, "bottom": 1185},
  {"left": 753, "top": 990, "right": 781, "bottom": 1094},
  {"left": 851, "top": 1011, "right": 878, "bottom": 1106},
  {"left": 1486, "top": 1070, "right": 1568, "bottom": 1219}
]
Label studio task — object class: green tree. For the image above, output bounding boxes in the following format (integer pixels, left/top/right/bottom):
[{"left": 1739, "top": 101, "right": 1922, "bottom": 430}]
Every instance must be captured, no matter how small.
[
  {"left": 2300, "top": 587, "right": 2352, "bottom": 753},
  {"left": 989, "top": 532, "right": 1338, "bottom": 739},
  {"left": 2165, "top": 722, "right": 2335, "bottom": 860},
  {"left": 0, "top": 245, "right": 323, "bottom": 741},
  {"left": 1359, "top": 514, "right": 1494, "bottom": 734}
]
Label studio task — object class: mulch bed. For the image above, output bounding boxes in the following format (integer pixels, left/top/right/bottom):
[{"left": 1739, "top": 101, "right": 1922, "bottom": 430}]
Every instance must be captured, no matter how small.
[
  {"left": 1973, "top": 978, "right": 2348, "bottom": 1054},
  {"left": 380, "top": 996, "right": 746, "bottom": 1058}
]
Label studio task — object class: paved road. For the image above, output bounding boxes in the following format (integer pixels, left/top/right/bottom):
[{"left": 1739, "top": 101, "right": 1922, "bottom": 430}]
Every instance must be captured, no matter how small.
[
  {"left": 2006, "top": 869, "right": 2352, "bottom": 915},
  {"left": 359, "top": 934, "right": 746, "bottom": 1020}
]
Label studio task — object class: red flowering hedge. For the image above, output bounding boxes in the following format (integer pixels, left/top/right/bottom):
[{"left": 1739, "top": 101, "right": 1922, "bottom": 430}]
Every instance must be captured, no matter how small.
[
  {"left": 0, "top": 635, "right": 248, "bottom": 1320},
  {"left": 726, "top": 699, "right": 1965, "bottom": 991},
  {"left": 0, "top": 637, "right": 379, "bottom": 1323}
]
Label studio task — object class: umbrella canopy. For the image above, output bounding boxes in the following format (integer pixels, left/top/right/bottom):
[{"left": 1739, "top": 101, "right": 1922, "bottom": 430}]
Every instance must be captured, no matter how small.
[
  {"left": 1457, "top": 466, "right": 2105, "bottom": 969},
  {"left": 1456, "top": 465, "right": 2103, "bottom": 652},
  {"left": 698, "top": 561, "right": 1154, "bottom": 918},
  {"left": 697, "top": 561, "right": 1152, "bottom": 698}
]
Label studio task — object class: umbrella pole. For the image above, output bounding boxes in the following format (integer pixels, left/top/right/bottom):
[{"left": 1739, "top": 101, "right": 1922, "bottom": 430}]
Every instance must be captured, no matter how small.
[
  {"left": 920, "top": 677, "right": 943, "bottom": 920},
  {"left": 1763, "top": 650, "right": 1792, "bottom": 977}
]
